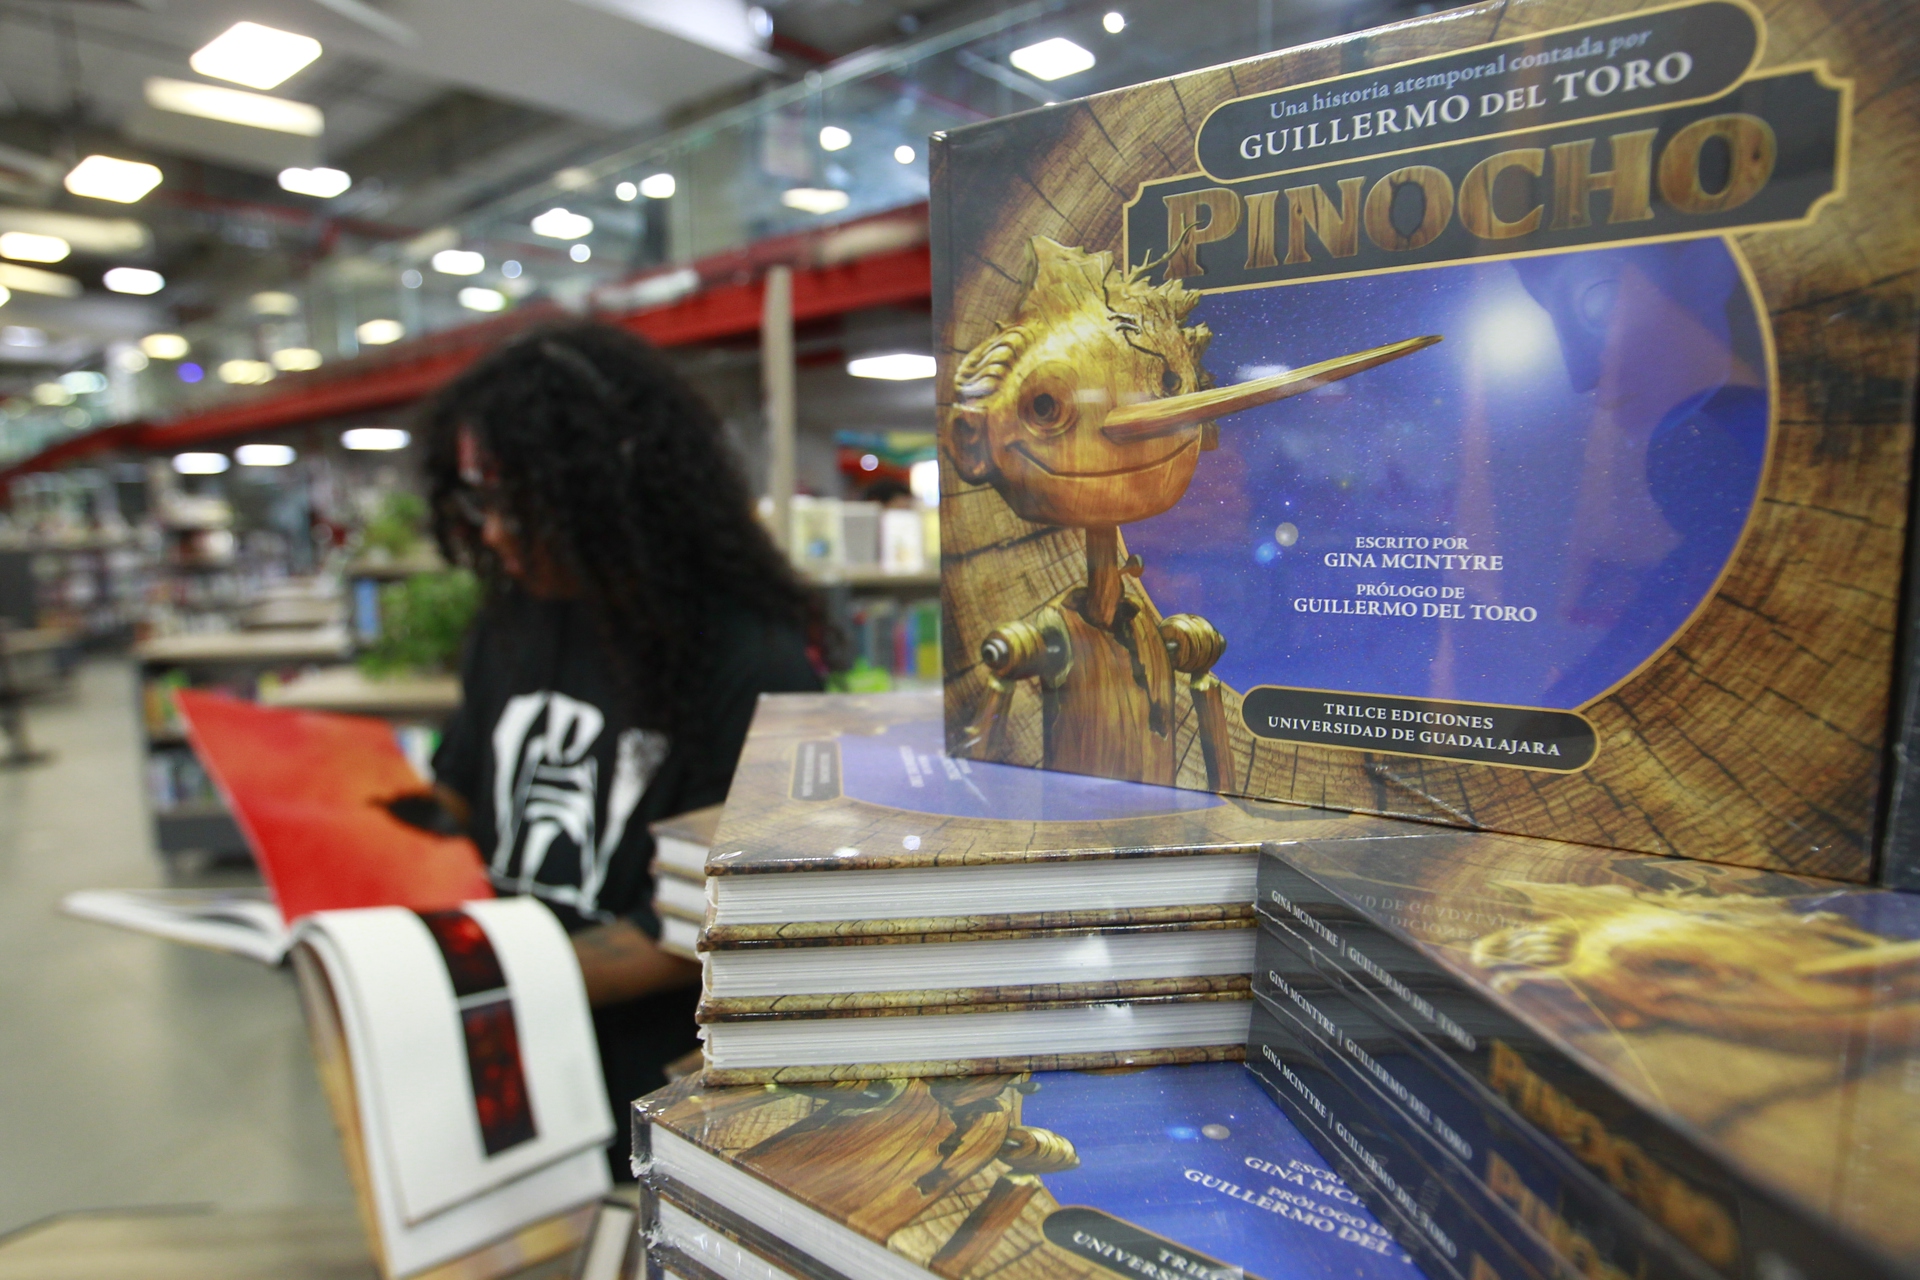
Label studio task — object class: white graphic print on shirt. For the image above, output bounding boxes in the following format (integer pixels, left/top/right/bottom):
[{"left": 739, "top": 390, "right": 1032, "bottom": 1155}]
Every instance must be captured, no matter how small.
[{"left": 489, "top": 691, "right": 668, "bottom": 918}]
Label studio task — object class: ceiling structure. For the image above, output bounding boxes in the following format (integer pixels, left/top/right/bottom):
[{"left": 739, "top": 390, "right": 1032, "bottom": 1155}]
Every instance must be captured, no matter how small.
[{"left": 0, "top": 0, "right": 821, "bottom": 399}]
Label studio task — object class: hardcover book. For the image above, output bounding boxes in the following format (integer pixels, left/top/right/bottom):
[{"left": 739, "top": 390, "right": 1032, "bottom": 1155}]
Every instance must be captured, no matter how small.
[
  {"left": 1250, "top": 937, "right": 1708, "bottom": 1280},
  {"left": 636, "top": 1060, "right": 1428, "bottom": 1279},
  {"left": 702, "top": 691, "right": 1389, "bottom": 942},
  {"left": 931, "top": 0, "right": 1920, "bottom": 884},
  {"left": 1258, "top": 832, "right": 1918, "bottom": 1279}
]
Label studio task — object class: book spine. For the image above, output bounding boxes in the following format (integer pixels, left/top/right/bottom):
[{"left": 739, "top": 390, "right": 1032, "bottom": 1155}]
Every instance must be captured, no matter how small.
[
  {"left": 1256, "top": 851, "right": 1901, "bottom": 1280},
  {"left": 1247, "top": 997, "right": 1556, "bottom": 1280},
  {"left": 1255, "top": 928, "right": 1712, "bottom": 1280}
]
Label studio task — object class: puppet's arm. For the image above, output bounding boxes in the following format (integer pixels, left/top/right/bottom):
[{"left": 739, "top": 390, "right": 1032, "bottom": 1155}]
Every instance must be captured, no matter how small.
[
  {"left": 1161, "top": 614, "right": 1233, "bottom": 790},
  {"left": 958, "top": 608, "right": 1069, "bottom": 757}
]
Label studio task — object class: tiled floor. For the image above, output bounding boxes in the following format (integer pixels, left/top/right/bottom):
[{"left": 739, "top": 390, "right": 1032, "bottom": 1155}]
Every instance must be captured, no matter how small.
[{"left": 0, "top": 660, "right": 356, "bottom": 1236}]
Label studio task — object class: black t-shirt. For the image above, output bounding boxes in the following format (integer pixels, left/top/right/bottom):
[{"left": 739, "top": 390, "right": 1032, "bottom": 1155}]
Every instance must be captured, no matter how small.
[
  {"left": 433, "top": 588, "right": 820, "bottom": 933},
  {"left": 432, "top": 587, "right": 819, "bottom": 1167}
]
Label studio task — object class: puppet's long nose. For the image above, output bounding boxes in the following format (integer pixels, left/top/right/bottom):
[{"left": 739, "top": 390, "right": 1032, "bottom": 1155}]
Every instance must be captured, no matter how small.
[{"left": 1100, "top": 334, "right": 1442, "bottom": 443}]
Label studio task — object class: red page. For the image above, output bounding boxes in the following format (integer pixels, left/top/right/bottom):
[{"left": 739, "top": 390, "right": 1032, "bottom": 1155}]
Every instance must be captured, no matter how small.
[{"left": 175, "top": 689, "right": 493, "bottom": 921}]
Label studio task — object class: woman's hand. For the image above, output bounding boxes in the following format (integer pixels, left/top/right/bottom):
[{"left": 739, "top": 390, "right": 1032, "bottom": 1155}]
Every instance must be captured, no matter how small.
[{"left": 571, "top": 920, "right": 701, "bottom": 1007}]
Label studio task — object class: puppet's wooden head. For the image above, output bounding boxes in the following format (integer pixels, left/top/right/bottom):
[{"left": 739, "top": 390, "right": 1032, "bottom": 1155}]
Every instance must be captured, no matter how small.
[
  {"left": 946, "top": 237, "right": 1213, "bottom": 527},
  {"left": 946, "top": 236, "right": 1443, "bottom": 528}
]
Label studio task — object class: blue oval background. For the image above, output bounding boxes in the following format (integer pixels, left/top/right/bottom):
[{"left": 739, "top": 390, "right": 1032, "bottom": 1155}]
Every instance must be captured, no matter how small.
[{"left": 1125, "top": 240, "right": 1768, "bottom": 710}]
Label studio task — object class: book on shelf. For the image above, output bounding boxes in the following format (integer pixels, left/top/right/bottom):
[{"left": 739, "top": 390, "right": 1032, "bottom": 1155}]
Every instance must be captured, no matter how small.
[
  {"left": 65, "top": 692, "right": 492, "bottom": 960},
  {"left": 637, "top": 1060, "right": 1426, "bottom": 1280},
  {"left": 933, "top": 0, "right": 1920, "bottom": 887},
  {"left": 649, "top": 805, "right": 721, "bottom": 962},
  {"left": 292, "top": 897, "right": 610, "bottom": 1279},
  {"left": 1257, "top": 833, "right": 1917, "bottom": 1280}
]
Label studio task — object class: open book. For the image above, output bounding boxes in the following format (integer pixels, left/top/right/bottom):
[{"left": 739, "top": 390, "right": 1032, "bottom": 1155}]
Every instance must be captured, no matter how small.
[
  {"left": 292, "top": 897, "right": 612, "bottom": 1279},
  {"left": 64, "top": 691, "right": 492, "bottom": 961}
]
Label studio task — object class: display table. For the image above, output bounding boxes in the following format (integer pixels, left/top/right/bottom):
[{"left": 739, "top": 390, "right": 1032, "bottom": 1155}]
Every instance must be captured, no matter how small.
[
  {"left": 0, "top": 1207, "right": 579, "bottom": 1280},
  {"left": 260, "top": 666, "right": 460, "bottom": 724},
  {"left": 135, "top": 627, "right": 352, "bottom": 667}
]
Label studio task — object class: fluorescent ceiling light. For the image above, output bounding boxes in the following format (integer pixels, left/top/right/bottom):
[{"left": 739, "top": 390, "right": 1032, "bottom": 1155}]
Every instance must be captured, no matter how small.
[
  {"left": 530, "top": 207, "right": 592, "bottom": 239},
  {"left": 639, "top": 173, "right": 675, "bottom": 199},
  {"left": 0, "top": 232, "right": 68, "bottom": 263},
  {"left": 1103, "top": 11, "right": 1126, "bottom": 32},
  {"left": 64, "top": 155, "right": 163, "bottom": 204},
  {"left": 894, "top": 145, "right": 916, "bottom": 164},
  {"left": 59, "top": 371, "right": 107, "bottom": 394},
  {"left": 848, "top": 353, "right": 937, "bottom": 380},
  {"left": 104, "top": 267, "right": 165, "bottom": 295},
  {"left": 0, "top": 263, "right": 80, "bottom": 297},
  {"left": 356, "top": 319, "right": 405, "bottom": 345},
  {"left": 5, "top": 326, "right": 47, "bottom": 348},
  {"left": 458, "top": 287, "right": 506, "bottom": 312},
  {"left": 144, "top": 78, "right": 323, "bottom": 137},
  {"left": 342, "top": 427, "right": 409, "bottom": 451},
  {"left": 432, "top": 249, "right": 484, "bottom": 276},
  {"left": 0, "top": 211, "right": 148, "bottom": 257},
  {"left": 190, "top": 22, "right": 322, "bottom": 91},
  {"left": 252, "top": 291, "right": 299, "bottom": 315},
  {"left": 32, "top": 382, "right": 72, "bottom": 405},
  {"left": 781, "top": 187, "right": 849, "bottom": 215},
  {"left": 569, "top": 244, "right": 591, "bottom": 263},
  {"left": 236, "top": 443, "right": 295, "bottom": 467},
  {"left": 1009, "top": 37, "right": 1096, "bottom": 81},
  {"left": 218, "top": 358, "right": 274, "bottom": 385},
  {"left": 615, "top": 181, "right": 637, "bottom": 202},
  {"left": 172, "top": 452, "right": 230, "bottom": 475},
  {"left": 278, "top": 167, "right": 350, "bottom": 198},
  {"left": 553, "top": 167, "right": 594, "bottom": 192},
  {"left": 270, "top": 347, "right": 322, "bottom": 371},
  {"left": 111, "top": 347, "right": 147, "bottom": 372},
  {"left": 819, "top": 126, "right": 851, "bottom": 151}
]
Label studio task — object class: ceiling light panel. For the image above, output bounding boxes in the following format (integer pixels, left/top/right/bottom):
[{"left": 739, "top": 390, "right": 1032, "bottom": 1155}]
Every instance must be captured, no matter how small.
[
  {"left": 847, "top": 353, "right": 937, "bottom": 380},
  {"left": 0, "top": 232, "right": 68, "bottom": 263},
  {"left": 530, "top": 208, "right": 592, "bottom": 239},
  {"left": 144, "top": 79, "right": 323, "bottom": 137},
  {"left": 64, "top": 156, "right": 163, "bottom": 204},
  {"left": 1009, "top": 37, "right": 1096, "bottom": 81},
  {"left": 141, "top": 333, "right": 188, "bottom": 360},
  {"left": 236, "top": 444, "right": 296, "bottom": 467},
  {"left": 103, "top": 267, "right": 165, "bottom": 295},
  {"left": 342, "top": 428, "right": 409, "bottom": 451},
  {"left": 190, "top": 22, "right": 323, "bottom": 92},
  {"left": 781, "top": 188, "right": 849, "bottom": 215},
  {"left": 0, "top": 263, "right": 80, "bottom": 297},
  {"left": 432, "top": 250, "right": 485, "bottom": 276},
  {"left": 458, "top": 287, "right": 506, "bottom": 312},
  {"left": 356, "top": 319, "right": 405, "bottom": 345},
  {"left": 278, "top": 167, "right": 351, "bottom": 198}
]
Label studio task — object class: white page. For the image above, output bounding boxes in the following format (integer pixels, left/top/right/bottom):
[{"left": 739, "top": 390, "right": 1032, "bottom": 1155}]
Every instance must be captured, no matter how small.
[
  {"left": 62, "top": 888, "right": 289, "bottom": 964},
  {"left": 297, "top": 900, "right": 612, "bottom": 1226}
]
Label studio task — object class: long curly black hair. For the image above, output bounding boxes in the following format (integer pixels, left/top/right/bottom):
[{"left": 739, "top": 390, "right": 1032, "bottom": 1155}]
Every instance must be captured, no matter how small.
[{"left": 421, "top": 321, "right": 819, "bottom": 744}]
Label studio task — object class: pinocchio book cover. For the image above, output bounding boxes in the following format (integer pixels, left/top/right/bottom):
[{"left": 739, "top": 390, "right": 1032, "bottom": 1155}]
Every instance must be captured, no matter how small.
[{"left": 931, "top": 0, "right": 1920, "bottom": 882}]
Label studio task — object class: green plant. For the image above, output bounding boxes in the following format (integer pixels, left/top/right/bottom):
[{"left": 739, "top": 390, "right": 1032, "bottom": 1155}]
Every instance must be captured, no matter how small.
[
  {"left": 359, "top": 570, "right": 481, "bottom": 676},
  {"left": 361, "top": 490, "right": 429, "bottom": 558}
]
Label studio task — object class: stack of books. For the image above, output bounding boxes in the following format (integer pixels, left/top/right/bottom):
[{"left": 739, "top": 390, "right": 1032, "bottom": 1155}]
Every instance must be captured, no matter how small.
[
  {"left": 648, "top": 805, "right": 721, "bottom": 961},
  {"left": 1245, "top": 831, "right": 1917, "bottom": 1280},
  {"left": 691, "top": 691, "right": 1398, "bottom": 1084},
  {"left": 637, "top": 1059, "right": 1425, "bottom": 1280}
]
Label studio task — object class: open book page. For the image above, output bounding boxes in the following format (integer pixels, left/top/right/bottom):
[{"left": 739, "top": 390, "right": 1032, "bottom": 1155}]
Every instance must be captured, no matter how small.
[{"left": 62, "top": 888, "right": 290, "bottom": 964}]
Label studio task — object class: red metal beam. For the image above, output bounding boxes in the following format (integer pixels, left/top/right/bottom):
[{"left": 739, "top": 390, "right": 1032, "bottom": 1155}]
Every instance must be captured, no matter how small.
[{"left": 1, "top": 240, "right": 933, "bottom": 479}]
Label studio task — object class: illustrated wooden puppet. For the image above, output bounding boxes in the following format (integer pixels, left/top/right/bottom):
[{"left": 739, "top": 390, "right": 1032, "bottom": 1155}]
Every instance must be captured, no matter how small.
[{"left": 947, "top": 236, "right": 1438, "bottom": 789}]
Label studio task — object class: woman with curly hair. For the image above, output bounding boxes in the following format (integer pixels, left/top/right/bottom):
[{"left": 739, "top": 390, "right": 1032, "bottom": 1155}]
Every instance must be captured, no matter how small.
[{"left": 420, "top": 322, "right": 822, "bottom": 1164}]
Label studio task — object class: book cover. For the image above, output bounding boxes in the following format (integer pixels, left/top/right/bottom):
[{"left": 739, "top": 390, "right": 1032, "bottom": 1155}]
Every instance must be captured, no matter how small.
[
  {"left": 932, "top": 0, "right": 1920, "bottom": 883},
  {"left": 704, "top": 690, "right": 1392, "bottom": 940},
  {"left": 637, "top": 1061, "right": 1428, "bottom": 1279},
  {"left": 1251, "top": 940, "right": 1709, "bottom": 1280},
  {"left": 175, "top": 689, "right": 491, "bottom": 920},
  {"left": 1262, "top": 832, "right": 1916, "bottom": 1278}
]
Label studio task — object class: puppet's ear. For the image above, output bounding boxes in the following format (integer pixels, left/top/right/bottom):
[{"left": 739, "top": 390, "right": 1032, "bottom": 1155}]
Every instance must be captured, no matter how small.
[{"left": 945, "top": 404, "right": 996, "bottom": 485}]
